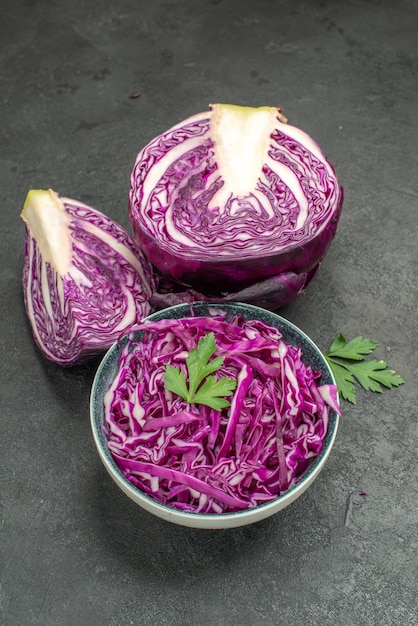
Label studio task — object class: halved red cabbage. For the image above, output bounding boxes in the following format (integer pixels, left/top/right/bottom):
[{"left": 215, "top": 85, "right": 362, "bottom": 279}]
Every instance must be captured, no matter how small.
[
  {"left": 21, "top": 189, "right": 156, "bottom": 366},
  {"left": 104, "top": 314, "right": 340, "bottom": 514},
  {"left": 129, "top": 104, "right": 343, "bottom": 309}
]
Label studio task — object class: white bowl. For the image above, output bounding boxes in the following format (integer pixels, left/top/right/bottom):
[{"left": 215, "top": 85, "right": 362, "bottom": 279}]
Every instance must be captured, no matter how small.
[{"left": 90, "top": 302, "right": 339, "bottom": 529}]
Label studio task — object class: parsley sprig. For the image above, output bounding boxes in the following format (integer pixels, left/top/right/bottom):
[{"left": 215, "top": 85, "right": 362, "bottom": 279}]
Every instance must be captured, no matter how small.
[
  {"left": 164, "top": 332, "right": 237, "bottom": 411},
  {"left": 324, "top": 333, "right": 405, "bottom": 404}
]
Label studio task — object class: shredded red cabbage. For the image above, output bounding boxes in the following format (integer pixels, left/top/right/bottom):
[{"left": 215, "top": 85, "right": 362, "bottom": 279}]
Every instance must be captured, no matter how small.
[{"left": 103, "top": 315, "right": 340, "bottom": 514}]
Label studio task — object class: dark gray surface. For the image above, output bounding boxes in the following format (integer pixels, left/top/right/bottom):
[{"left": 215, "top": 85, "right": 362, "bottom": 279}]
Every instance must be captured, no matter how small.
[{"left": 1, "top": 0, "right": 417, "bottom": 624}]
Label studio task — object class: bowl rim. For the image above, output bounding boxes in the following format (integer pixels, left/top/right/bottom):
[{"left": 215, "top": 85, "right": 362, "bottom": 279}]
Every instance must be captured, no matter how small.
[{"left": 90, "top": 301, "right": 339, "bottom": 529}]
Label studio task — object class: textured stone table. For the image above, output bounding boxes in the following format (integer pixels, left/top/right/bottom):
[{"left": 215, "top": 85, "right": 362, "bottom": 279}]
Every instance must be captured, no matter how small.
[{"left": 1, "top": 1, "right": 417, "bottom": 624}]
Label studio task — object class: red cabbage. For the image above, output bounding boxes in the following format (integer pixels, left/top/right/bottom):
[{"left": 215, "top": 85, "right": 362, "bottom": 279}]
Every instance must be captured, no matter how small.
[
  {"left": 129, "top": 104, "right": 343, "bottom": 309},
  {"left": 21, "top": 189, "right": 156, "bottom": 366},
  {"left": 103, "top": 314, "right": 340, "bottom": 514}
]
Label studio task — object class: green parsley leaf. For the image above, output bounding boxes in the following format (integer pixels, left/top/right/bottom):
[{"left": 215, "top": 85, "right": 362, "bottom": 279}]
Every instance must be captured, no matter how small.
[
  {"left": 163, "top": 332, "right": 237, "bottom": 409},
  {"left": 326, "top": 333, "right": 379, "bottom": 361},
  {"left": 164, "top": 364, "right": 189, "bottom": 400},
  {"left": 325, "top": 334, "right": 405, "bottom": 404},
  {"left": 340, "top": 359, "right": 405, "bottom": 393},
  {"left": 184, "top": 333, "right": 225, "bottom": 400},
  {"left": 192, "top": 375, "right": 238, "bottom": 411},
  {"left": 324, "top": 356, "right": 357, "bottom": 404}
]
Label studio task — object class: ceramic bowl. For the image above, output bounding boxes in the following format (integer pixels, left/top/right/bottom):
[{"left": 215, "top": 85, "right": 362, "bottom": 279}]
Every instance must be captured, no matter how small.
[{"left": 90, "top": 302, "right": 339, "bottom": 529}]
